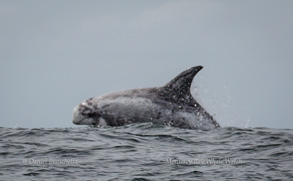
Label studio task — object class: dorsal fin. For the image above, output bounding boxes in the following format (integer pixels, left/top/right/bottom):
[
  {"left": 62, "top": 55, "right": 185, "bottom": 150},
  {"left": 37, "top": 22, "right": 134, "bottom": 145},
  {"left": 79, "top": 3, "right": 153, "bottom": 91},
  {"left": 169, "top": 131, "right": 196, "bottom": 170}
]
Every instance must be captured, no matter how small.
[
  {"left": 159, "top": 66, "right": 203, "bottom": 106},
  {"left": 164, "top": 66, "right": 203, "bottom": 92}
]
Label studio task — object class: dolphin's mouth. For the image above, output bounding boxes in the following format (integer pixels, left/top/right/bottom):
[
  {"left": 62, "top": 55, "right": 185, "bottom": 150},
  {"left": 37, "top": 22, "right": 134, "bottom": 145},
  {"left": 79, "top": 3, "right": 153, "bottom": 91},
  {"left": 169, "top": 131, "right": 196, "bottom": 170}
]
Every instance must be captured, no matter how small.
[{"left": 75, "top": 118, "right": 94, "bottom": 125}]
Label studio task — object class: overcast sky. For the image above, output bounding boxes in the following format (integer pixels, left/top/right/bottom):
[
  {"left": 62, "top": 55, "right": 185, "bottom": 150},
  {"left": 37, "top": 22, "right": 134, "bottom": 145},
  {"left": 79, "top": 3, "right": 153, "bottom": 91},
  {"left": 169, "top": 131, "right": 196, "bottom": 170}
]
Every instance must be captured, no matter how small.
[{"left": 1, "top": 0, "right": 292, "bottom": 129}]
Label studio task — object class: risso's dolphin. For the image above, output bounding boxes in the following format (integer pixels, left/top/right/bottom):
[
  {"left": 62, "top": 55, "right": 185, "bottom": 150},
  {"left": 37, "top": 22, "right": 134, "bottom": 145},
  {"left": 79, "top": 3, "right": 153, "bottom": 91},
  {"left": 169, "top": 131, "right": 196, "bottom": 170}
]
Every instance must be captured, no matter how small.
[{"left": 72, "top": 66, "right": 220, "bottom": 130}]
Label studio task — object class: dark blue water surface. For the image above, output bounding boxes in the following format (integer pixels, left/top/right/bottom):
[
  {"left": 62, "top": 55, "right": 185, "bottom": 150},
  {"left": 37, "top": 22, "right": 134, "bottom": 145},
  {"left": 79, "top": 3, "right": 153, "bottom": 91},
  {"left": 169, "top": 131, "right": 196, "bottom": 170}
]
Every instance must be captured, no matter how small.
[{"left": 0, "top": 124, "right": 292, "bottom": 180}]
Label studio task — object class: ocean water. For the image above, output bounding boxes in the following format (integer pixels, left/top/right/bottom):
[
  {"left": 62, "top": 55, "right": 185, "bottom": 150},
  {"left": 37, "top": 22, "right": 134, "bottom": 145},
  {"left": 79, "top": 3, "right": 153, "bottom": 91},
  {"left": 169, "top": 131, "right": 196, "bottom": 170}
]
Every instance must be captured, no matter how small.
[{"left": 0, "top": 124, "right": 292, "bottom": 180}]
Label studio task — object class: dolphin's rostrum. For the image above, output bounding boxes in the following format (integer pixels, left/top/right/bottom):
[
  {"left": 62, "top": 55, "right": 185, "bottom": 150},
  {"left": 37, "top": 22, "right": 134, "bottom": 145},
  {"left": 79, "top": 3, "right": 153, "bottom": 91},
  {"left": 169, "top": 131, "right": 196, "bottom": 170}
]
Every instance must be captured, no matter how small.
[{"left": 72, "top": 66, "right": 220, "bottom": 130}]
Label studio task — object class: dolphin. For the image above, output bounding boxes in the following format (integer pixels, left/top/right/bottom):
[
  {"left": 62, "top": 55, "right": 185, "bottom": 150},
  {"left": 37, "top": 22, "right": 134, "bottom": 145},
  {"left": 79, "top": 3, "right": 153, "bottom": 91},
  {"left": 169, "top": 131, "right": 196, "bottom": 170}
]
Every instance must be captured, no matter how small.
[{"left": 72, "top": 66, "right": 220, "bottom": 130}]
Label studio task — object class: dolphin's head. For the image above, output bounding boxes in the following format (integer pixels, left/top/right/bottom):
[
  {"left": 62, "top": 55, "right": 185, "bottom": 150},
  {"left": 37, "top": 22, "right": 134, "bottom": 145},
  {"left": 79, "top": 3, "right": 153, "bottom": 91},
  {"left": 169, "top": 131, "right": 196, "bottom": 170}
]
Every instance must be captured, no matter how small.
[{"left": 72, "top": 98, "right": 101, "bottom": 126}]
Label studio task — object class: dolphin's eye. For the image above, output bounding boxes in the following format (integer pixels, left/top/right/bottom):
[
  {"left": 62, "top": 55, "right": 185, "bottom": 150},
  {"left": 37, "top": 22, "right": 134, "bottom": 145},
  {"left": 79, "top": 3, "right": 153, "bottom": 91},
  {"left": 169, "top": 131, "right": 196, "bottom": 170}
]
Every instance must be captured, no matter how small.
[{"left": 87, "top": 112, "right": 97, "bottom": 118}]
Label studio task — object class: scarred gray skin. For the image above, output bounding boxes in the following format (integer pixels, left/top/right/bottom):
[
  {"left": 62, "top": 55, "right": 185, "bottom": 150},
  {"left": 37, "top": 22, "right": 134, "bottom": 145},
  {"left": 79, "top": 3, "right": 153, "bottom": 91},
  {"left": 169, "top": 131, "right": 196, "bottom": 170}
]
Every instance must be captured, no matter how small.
[{"left": 72, "top": 66, "right": 220, "bottom": 130}]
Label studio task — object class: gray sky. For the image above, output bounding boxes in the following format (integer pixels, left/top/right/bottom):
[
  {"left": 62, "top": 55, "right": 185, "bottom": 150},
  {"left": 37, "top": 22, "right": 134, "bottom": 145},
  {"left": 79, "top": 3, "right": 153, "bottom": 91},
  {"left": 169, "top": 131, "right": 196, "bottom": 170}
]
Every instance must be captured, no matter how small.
[{"left": 1, "top": 0, "right": 292, "bottom": 129}]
